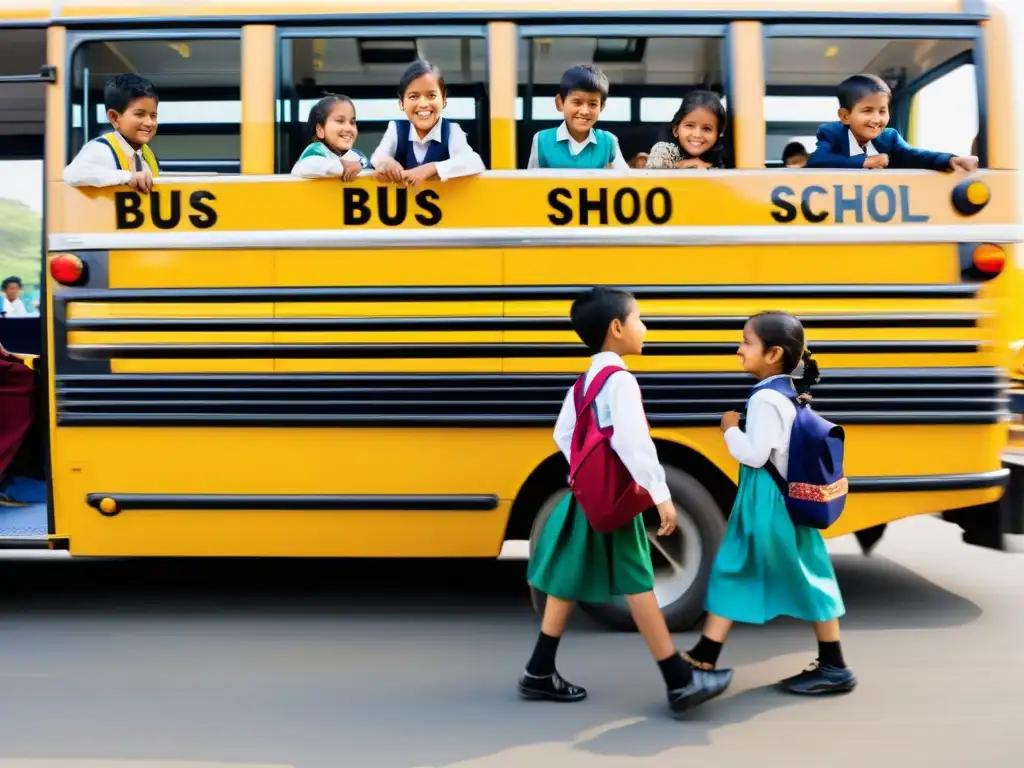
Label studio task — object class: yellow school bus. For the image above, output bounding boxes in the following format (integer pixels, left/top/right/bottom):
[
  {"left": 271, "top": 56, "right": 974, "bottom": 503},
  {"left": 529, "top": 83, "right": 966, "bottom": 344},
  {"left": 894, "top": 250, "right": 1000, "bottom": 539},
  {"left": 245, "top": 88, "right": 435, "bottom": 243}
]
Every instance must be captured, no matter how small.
[{"left": 1, "top": 0, "right": 1021, "bottom": 629}]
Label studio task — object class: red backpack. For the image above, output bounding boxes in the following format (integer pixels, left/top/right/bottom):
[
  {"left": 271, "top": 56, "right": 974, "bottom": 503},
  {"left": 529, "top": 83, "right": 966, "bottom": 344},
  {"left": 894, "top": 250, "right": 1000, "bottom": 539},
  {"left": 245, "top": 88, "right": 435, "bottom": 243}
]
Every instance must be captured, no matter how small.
[{"left": 568, "top": 366, "right": 654, "bottom": 533}]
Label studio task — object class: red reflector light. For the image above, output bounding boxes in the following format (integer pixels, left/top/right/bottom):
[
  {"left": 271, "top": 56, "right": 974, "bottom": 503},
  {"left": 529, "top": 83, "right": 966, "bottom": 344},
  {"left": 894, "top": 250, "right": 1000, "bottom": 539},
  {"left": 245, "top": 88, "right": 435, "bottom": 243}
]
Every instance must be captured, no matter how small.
[
  {"left": 49, "top": 253, "right": 85, "bottom": 285},
  {"left": 972, "top": 244, "right": 1005, "bottom": 274}
]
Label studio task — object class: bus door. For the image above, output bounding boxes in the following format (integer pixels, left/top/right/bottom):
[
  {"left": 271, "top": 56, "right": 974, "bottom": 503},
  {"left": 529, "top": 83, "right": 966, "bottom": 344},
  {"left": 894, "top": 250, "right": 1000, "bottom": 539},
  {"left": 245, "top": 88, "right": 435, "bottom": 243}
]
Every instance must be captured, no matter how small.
[{"left": 0, "top": 24, "right": 50, "bottom": 547}]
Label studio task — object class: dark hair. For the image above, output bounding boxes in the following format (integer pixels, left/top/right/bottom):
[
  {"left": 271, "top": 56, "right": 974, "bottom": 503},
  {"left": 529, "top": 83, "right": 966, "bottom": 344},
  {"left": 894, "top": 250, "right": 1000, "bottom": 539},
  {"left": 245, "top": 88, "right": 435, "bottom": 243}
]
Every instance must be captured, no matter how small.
[
  {"left": 2, "top": 276, "right": 22, "bottom": 290},
  {"left": 782, "top": 141, "right": 808, "bottom": 163},
  {"left": 667, "top": 90, "right": 726, "bottom": 164},
  {"left": 398, "top": 60, "right": 446, "bottom": 100},
  {"left": 306, "top": 95, "right": 356, "bottom": 143},
  {"left": 837, "top": 74, "right": 891, "bottom": 111},
  {"left": 747, "top": 311, "right": 820, "bottom": 395},
  {"left": 103, "top": 74, "right": 159, "bottom": 114},
  {"left": 558, "top": 64, "right": 609, "bottom": 105},
  {"left": 570, "top": 287, "right": 635, "bottom": 354}
]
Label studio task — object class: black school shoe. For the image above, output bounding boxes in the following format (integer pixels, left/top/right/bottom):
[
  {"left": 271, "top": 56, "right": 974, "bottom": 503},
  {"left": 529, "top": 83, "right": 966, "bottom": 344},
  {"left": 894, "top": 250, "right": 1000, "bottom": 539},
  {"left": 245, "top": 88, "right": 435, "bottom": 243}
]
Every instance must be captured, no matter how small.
[
  {"left": 667, "top": 668, "right": 733, "bottom": 717},
  {"left": 779, "top": 661, "right": 857, "bottom": 695},
  {"left": 518, "top": 670, "right": 587, "bottom": 702}
]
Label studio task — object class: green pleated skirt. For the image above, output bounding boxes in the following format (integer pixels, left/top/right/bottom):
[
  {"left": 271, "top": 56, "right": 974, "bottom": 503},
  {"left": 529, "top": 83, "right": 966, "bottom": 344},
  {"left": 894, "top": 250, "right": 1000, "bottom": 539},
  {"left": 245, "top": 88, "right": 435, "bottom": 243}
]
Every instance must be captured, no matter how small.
[
  {"left": 527, "top": 493, "right": 655, "bottom": 603},
  {"left": 706, "top": 464, "right": 846, "bottom": 624}
]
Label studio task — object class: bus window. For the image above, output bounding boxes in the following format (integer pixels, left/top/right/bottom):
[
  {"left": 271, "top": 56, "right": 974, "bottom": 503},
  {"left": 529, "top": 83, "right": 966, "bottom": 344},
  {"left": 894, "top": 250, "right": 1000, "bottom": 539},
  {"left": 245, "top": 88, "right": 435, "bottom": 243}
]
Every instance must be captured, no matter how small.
[
  {"left": 0, "top": 27, "right": 45, "bottom": 331},
  {"left": 69, "top": 38, "right": 242, "bottom": 175},
  {"left": 764, "top": 31, "right": 977, "bottom": 168},
  {"left": 515, "top": 30, "right": 727, "bottom": 168},
  {"left": 276, "top": 34, "right": 489, "bottom": 173}
]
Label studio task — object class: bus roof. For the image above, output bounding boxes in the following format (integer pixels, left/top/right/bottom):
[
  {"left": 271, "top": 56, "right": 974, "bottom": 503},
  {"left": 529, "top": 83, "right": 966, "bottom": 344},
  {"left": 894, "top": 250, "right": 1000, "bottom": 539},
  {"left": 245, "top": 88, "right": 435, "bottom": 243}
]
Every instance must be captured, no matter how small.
[{"left": 0, "top": 0, "right": 982, "bottom": 25}]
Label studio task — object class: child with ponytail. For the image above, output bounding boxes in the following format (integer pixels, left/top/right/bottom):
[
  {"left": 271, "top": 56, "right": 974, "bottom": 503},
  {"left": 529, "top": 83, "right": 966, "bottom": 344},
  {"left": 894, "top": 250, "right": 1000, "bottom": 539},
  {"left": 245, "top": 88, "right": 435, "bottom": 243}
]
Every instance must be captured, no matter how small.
[{"left": 685, "top": 311, "right": 855, "bottom": 695}]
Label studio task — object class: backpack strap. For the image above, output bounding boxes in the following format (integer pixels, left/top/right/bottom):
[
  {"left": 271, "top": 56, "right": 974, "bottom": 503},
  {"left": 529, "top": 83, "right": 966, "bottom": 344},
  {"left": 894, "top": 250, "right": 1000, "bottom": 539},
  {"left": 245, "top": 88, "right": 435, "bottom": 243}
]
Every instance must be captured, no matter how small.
[
  {"left": 573, "top": 366, "right": 625, "bottom": 417},
  {"left": 98, "top": 133, "right": 130, "bottom": 171}
]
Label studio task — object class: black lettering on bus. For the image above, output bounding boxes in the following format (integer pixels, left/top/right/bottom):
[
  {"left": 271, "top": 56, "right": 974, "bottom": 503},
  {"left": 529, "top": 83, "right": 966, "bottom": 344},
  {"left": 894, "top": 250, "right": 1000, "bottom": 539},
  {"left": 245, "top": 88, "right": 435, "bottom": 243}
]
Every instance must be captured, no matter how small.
[
  {"left": 579, "top": 188, "right": 608, "bottom": 226},
  {"left": 770, "top": 186, "right": 797, "bottom": 223},
  {"left": 115, "top": 192, "right": 144, "bottom": 229},
  {"left": 150, "top": 190, "right": 181, "bottom": 230},
  {"left": 800, "top": 185, "right": 829, "bottom": 223},
  {"left": 833, "top": 185, "right": 863, "bottom": 224},
  {"left": 644, "top": 187, "right": 672, "bottom": 225},
  {"left": 547, "top": 188, "right": 573, "bottom": 225},
  {"left": 899, "top": 185, "right": 929, "bottom": 223},
  {"left": 188, "top": 191, "right": 218, "bottom": 229},
  {"left": 343, "top": 187, "right": 372, "bottom": 225},
  {"left": 414, "top": 190, "right": 442, "bottom": 226},
  {"left": 866, "top": 185, "right": 896, "bottom": 223},
  {"left": 377, "top": 187, "right": 407, "bottom": 227},
  {"left": 612, "top": 188, "right": 641, "bottom": 225}
]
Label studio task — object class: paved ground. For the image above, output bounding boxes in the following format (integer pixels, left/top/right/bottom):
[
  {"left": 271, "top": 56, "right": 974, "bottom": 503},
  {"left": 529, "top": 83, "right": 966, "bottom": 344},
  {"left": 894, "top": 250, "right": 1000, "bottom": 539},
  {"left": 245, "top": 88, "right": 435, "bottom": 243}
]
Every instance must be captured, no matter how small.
[{"left": 1, "top": 517, "right": 1023, "bottom": 768}]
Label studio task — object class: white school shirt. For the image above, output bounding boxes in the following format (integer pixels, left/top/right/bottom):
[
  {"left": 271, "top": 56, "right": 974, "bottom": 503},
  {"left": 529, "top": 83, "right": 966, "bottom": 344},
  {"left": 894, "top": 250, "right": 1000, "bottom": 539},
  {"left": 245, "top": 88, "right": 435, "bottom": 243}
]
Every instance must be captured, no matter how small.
[
  {"left": 848, "top": 129, "right": 879, "bottom": 157},
  {"left": 552, "top": 351, "right": 671, "bottom": 505},
  {"left": 63, "top": 131, "right": 148, "bottom": 188},
  {"left": 724, "top": 374, "right": 797, "bottom": 479},
  {"left": 526, "top": 122, "right": 630, "bottom": 170},
  {"left": 2, "top": 296, "right": 28, "bottom": 317},
  {"left": 291, "top": 142, "right": 369, "bottom": 179},
  {"left": 369, "top": 118, "right": 485, "bottom": 181}
]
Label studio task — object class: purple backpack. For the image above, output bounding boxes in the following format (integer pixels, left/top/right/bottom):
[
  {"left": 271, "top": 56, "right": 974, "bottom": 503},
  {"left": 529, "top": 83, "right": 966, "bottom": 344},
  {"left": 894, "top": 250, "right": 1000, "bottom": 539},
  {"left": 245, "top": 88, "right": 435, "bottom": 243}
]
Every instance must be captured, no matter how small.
[{"left": 754, "top": 377, "right": 848, "bottom": 530}]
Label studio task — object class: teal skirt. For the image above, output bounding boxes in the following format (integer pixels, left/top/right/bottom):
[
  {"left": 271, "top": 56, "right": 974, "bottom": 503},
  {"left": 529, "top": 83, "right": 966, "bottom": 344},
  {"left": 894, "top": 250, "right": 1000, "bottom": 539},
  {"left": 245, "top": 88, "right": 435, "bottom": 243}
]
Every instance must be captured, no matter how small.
[
  {"left": 706, "top": 464, "right": 845, "bottom": 624},
  {"left": 527, "top": 493, "right": 655, "bottom": 603}
]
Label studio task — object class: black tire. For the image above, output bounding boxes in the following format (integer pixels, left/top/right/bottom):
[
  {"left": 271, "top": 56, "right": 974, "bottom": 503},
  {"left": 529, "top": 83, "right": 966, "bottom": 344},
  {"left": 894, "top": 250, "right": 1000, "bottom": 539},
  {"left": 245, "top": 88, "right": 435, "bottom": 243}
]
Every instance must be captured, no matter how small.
[{"left": 527, "top": 466, "right": 726, "bottom": 632}]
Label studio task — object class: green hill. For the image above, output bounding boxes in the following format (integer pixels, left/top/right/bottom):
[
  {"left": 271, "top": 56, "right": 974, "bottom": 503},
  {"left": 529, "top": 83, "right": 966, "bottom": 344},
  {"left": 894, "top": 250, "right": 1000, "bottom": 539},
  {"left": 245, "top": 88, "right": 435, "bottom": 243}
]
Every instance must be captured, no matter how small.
[{"left": 0, "top": 198, "right": 43, "bottom": 295}]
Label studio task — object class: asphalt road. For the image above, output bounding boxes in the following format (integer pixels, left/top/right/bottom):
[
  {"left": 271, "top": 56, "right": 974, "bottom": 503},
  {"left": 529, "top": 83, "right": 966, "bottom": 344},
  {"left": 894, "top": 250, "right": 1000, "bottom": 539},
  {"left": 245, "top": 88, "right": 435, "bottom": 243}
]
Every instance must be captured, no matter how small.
[{"left": 1, "top": 518, "right": 1022, "bottom": 768}]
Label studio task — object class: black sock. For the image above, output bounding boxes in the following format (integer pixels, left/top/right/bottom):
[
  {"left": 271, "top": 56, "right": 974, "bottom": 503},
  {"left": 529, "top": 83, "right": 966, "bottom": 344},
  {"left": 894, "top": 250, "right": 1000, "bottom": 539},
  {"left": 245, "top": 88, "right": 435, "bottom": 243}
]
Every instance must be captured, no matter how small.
[
  {"left": 818, "top": 640, "right": 846, "bottom": 669},
  {"left": 686, "top": 635, "right": 724, "bottom": 668},
  {"left": 525, "top": 631, "right": 561, "bottom": 676},
  {"left": 657, "top": 652, "right": 694, "bottom": 690}
]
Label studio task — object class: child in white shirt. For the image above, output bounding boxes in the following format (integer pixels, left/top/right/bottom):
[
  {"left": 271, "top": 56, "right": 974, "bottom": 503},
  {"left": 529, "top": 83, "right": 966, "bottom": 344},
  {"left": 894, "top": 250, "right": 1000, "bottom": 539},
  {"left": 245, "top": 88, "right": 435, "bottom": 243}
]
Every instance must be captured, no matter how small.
[
  {"left": 2, "top": 276, "right": 27, "bottom": 317},
  {"left": 520, "top": 287, "right": 732, "bottom": 718},
  {"left": 291, "top": 95, "right": 370, "bottom": 180},
  {"left": 371, "top": 59, "right": 485, "bottom": 186},
  {"left": 63, "top": 74, "right": 160, "bottom": 194}
]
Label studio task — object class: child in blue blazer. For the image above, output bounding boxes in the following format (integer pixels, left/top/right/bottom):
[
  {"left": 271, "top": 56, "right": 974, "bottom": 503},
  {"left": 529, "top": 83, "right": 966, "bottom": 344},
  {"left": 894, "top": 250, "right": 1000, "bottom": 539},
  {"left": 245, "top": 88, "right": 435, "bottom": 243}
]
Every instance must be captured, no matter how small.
[{"left": 807, "top": 74, "right": 977, "bottom": 172}]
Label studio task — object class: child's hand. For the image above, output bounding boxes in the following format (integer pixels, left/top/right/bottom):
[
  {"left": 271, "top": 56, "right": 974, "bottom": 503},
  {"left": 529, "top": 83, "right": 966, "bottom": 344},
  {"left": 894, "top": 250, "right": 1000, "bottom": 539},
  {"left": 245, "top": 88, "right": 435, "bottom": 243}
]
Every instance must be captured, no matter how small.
[
  {"left": 401, "top": 163, "right": 437, "bottom": 187},
  {"left": 674, "top": 158, "right": 711, "bottom": 170},
  {"left": 655, "top": 500, "right": 677, "bottom": 537},
  {"left": 374, "top": 158, "right": 405, "bottom": 184},
  {"left": 127, "top": 170, "right": 153, "bottom": 194},
  {"left": 341, "top": 160, "right": 363, "bottom": 182},
  {"left": 863, "top": 154, "right": 889, "bottom": 169},
  {"left": 950, "top": 155, "right": 979, "bottom": 172},
  {"left": 720, "top": 411, "right": 740, "bottom": 432}
]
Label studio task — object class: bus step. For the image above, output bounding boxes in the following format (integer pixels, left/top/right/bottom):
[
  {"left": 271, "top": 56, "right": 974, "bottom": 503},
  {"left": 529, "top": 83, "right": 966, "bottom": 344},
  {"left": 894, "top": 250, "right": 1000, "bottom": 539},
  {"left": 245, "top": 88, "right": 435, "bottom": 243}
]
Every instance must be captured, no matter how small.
[{"left": 0, "top": 476, "right": 48, "bottom": 544}]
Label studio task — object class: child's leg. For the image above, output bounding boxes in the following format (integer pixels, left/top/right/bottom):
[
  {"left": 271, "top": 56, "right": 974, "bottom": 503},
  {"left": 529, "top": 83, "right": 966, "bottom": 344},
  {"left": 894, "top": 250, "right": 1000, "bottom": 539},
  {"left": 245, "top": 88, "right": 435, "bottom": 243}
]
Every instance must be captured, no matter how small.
[
  {"left": 625, "top": 591, "right": 733, "bottom": 715},
  {"left": 685, "top": 612, "right": 734, "bottom": 670},
  {"left": 812, "top": 618, "right": 847, "bottom": 668},
  {"left": 779, "top": 618, "right": 855, "bottom": 695},
  {"left": 519, "top": 596, "right": 587, "bottom": 702}
]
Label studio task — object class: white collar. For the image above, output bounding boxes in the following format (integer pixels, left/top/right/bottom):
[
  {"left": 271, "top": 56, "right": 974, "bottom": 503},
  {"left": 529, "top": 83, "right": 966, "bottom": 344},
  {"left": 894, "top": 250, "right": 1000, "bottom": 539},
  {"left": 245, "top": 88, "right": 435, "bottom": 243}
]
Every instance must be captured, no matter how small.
[
  {"left": 557, "top": 121, "right": 597, "bottom": 149},
  {"left": 406, "top": 118, "right": 444, "bottom": 146},
  {"left": 848, "top": 129, "right": 878, "bottom": 157},
  {"left": 590, "top": 350, "right": 627, "bottom": 370},
  {"left": 111, "top": 131, "right": 144, "bottom": 157}
]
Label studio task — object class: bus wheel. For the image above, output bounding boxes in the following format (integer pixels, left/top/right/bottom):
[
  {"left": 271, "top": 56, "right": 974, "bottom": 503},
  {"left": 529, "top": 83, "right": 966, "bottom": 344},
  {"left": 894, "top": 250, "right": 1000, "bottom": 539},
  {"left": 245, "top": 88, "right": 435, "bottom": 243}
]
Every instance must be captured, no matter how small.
[{"left": 527, "top": 466, "right": 726, "bottom": 632}]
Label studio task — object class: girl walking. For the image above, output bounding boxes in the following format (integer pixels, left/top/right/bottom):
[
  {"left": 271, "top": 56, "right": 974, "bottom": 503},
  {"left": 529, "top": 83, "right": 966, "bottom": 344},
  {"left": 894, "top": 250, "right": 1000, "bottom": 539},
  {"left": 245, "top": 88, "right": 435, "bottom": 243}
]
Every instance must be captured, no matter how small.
[{"left": 685, "top": 311, "right": 856, "bottom": 694}]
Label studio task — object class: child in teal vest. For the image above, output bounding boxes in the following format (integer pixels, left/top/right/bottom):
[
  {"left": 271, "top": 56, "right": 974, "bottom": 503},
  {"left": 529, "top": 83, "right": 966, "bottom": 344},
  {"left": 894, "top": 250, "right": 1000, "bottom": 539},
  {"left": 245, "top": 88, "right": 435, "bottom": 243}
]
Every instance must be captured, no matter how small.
[{"left": 526, "top": 64, "right": 629, "bottom": 170}]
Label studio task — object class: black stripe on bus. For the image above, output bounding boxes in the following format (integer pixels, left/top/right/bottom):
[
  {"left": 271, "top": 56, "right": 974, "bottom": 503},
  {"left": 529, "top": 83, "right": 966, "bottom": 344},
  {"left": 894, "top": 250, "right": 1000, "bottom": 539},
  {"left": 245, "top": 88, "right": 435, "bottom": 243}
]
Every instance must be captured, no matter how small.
[
  {"left": 66, "top": 340, "right": 981, "bottom": 360},
  {"left": 848, "top": 469, "right": 1010, "bottom": 493},
  {"left": 85, "top": 493, "right": 500, "bottom": 515},
  {"left": 57, "top": 282, "right": 982, "bottom": 304},
  {"left": 64, "top": 313, "right": 981, "bottom": 333}
]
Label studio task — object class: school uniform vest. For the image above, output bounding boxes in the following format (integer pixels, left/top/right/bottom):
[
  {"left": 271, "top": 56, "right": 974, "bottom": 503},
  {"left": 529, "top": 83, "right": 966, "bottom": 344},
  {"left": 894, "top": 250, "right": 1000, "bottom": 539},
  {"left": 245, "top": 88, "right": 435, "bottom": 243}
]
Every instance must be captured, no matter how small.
[
  {"left": 394, "top": 119, "right": 452, "bottom": 169},
  {"left": 95, "top": 132, "right": 160, "bottom": 176},
  {"left": 535, "top": 127, "right": 616, "bottom": 169}
]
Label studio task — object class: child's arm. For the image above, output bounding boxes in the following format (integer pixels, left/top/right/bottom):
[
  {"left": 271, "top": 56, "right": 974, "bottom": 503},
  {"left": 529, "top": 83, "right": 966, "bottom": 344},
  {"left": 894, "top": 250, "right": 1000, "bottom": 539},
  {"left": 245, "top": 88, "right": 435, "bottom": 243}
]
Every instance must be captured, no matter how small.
[
  {"left": 607, "top": 373, "right": 671, "bottom": 504},
  {"left": 370, "top": 122, "right": 405, "bottom": 182},
  {"left": 291, "top": 144, "right": 359, "bottom": 179},
  {"left": 805, "top": 126, "right": 867, "bottom": 170},
  {"left": 608, "top": 134, "right": 630, "bottom": 170},
  {"left": 553, "top": 389, "right": 576, "bottom": 462},
  {"left": 63, "top": 142, "right": 134, "bottom": 188},
  {"left": 723, "top": 394, "right": 784, "bottom": 468},
  {"left": 434, "top": 123, "right": 486, "bottom": 180},
  {"left": 526, "top": 133, "right": 541, "bottom": 169},
  {"left": 645, "top": 142, "right": 677, "bottom": 170},
  {"left": 886, "top": 130, "right": 955, "bottom": 171}
]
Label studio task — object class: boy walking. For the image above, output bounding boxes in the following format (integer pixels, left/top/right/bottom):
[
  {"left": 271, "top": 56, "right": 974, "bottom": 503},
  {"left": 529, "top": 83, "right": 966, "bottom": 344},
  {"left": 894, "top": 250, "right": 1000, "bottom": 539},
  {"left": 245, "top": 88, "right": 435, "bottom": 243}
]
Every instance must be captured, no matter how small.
[
  {"left": 527, "top": 64, "right": 629, "bottom": 170},
  {"left": 807, "top": 73, "right": 977, "bottom": 171},
  {"left": 519, "top": 287, "right": 732, "bottom": 718},
  {"left": 64, "top": 74, "right": 161, "bottom": 192}
]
